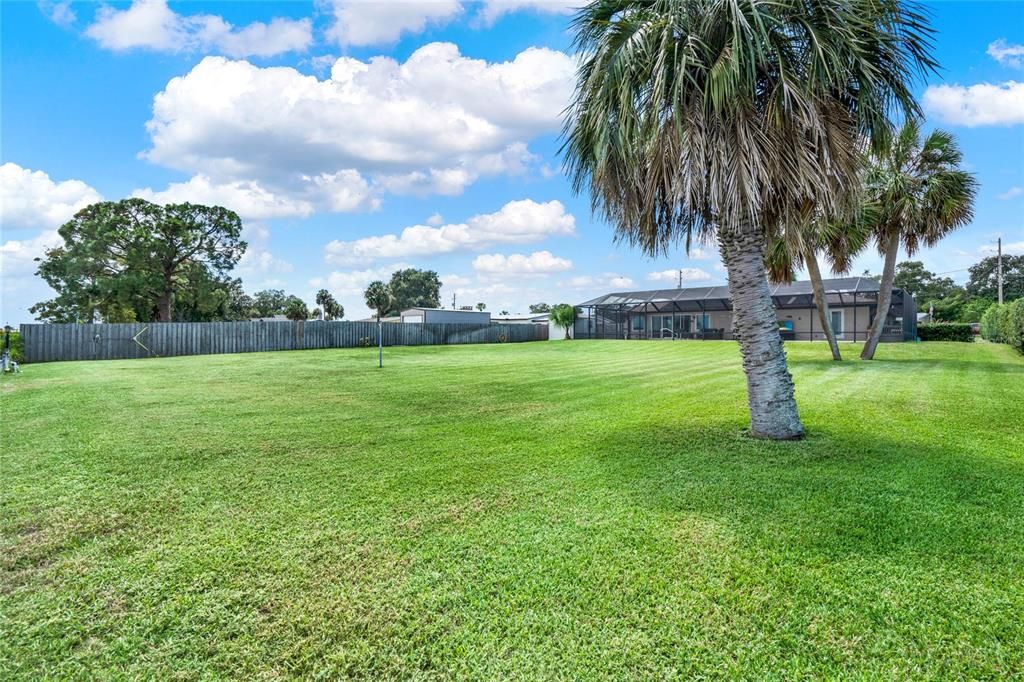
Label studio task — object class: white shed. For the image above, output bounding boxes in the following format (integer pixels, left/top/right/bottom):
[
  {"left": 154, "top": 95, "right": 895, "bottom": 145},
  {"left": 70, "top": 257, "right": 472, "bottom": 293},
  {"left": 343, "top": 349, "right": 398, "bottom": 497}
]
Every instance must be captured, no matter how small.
[{"left": 400, "top": 308, "right": 491, "bottom": 324}]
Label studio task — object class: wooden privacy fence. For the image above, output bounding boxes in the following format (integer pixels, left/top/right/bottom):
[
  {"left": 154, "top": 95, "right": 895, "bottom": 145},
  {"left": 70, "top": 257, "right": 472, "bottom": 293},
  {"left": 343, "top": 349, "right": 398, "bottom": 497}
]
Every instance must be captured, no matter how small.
[{"left": 19, "top": 321, "right": 548, "bottom": 363}]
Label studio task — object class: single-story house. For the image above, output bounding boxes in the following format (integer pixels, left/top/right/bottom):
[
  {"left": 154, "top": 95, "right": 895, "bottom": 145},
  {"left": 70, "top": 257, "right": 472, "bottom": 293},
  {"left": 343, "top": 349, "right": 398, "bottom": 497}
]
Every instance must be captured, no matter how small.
[
  {"left": 574, "top": 277, "right": 916, "bottom": 342},
  {"left": 400, "top": 308, "right": 491, "bottom": 324}
]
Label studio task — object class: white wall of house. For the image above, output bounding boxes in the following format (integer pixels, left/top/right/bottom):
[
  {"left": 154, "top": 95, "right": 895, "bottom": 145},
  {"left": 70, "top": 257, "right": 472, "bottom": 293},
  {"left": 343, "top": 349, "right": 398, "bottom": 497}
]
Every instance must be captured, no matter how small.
[
  {"left": 549, "top": 318, "right": 572, "bottom": 340},
  {"left": 400, "top": 308, "right": 490, "bottom": 324}
]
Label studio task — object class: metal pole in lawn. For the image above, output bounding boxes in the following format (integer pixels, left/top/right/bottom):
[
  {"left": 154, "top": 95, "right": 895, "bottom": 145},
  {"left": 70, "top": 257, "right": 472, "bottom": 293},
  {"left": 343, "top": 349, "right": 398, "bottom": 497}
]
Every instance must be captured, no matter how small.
[
  {"left": 998, "top": 237, "right": 1004, "bottom": 305},
  {"left": 378, "top": 319, "right": 383, "bottom": 368}
]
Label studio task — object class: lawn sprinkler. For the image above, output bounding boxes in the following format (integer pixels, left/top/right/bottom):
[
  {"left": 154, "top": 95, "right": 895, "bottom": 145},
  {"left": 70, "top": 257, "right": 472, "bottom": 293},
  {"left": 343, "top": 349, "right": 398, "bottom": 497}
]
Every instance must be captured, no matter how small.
[{"left": 2, "top": 326, "right": 20, "bottom": 374}]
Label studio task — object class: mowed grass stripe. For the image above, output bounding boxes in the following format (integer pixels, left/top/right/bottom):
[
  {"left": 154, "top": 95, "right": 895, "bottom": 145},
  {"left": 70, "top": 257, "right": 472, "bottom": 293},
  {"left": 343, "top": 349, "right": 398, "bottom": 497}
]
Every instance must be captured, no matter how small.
[{"left": 1, "top": 340, "right": 1022, "bottom": 679}]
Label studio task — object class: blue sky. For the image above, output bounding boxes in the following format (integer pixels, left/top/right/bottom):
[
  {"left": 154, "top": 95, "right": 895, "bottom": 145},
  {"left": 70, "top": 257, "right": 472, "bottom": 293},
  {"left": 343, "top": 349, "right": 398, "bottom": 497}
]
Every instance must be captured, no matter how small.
[{"left": 2, "top": 0, "right": 1022, "bottom": 324}]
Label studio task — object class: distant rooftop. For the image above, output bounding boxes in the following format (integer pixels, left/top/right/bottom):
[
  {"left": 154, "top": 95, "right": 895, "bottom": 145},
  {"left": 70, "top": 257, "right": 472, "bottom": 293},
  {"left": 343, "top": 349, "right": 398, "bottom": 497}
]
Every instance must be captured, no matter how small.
[
  {"left": 401, "top": 307, "right": 487, "bottom": 313},
  {"left": 491, "top": 312, "right": 549, "bottom": 321},
  {"left": 578, "top": 277, "right": 885, "bottom": 311}
]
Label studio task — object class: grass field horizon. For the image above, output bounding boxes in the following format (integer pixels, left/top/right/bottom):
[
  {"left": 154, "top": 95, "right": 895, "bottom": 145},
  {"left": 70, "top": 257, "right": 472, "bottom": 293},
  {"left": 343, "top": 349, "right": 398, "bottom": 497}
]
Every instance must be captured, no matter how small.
[{"left": 3, "top": 340, "right": 1023, "bottom": 678}]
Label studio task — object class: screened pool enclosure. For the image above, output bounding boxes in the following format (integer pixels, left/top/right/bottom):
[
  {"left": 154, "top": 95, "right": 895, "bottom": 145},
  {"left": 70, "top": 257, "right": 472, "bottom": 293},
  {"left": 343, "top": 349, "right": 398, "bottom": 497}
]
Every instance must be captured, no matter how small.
[{"left": 574, "top": 277, "right": 917, "bottom": 343}]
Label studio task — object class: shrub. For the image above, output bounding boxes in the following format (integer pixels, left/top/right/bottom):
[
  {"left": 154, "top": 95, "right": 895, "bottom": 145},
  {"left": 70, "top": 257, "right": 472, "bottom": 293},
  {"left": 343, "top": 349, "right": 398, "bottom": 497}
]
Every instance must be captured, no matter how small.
[
  {"left": 980, "top": 303, "right": 1003, "bottom": 342},
  {"left": 917, "top": 323, "right": 974, "bottom": 342},
  {"left": 980, "top": 300, "right": 1024, "bottom": 354},
  {"left": 1004, "top": 299, "right": 1024, "bottom": 353},
  {"left": 5, "top": 330, "right": 24, "bottom": 363}
]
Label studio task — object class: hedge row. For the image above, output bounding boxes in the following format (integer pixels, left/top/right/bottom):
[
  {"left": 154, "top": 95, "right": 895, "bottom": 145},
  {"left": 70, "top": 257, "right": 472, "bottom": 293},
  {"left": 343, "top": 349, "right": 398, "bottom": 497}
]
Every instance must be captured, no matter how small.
[
  {"left": 918, "top": 323, "right": 974, "bottom": 342},
  {"left": 3, "top": 331, "right": 22, "bottom": 364},
  {"left": 980, "top": 300, "right": 1024, "bottom": 353}
]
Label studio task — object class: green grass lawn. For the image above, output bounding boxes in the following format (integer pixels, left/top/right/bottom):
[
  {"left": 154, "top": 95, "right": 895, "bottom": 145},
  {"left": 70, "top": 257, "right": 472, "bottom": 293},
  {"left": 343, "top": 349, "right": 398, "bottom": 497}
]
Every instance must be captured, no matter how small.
[{"left": 2, "top": 340, "right": 1023, "bottom": 679}]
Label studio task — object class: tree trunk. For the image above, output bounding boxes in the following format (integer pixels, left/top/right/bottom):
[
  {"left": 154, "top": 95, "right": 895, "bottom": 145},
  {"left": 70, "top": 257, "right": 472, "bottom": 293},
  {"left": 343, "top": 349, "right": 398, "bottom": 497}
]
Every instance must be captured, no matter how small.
[
  {"left": 157, "top": 290, "right": 173, "bottom": 322},
  {"left": 860, "top": 231, "right": 900, "bottom": 360},
  {"left": 805, "top": 247, "right": 841, "bottom": 361},
  {"left": 719, "top": 226, "right": 805, "bottom": 440}
]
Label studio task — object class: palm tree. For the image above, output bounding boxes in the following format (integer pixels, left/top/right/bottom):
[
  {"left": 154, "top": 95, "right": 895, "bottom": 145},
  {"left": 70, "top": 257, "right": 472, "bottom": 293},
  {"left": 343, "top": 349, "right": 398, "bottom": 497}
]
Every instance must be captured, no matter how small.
[
  {"left": 562, "top": 0, "right": 935, "bottom": 439},
  {"left": 766, "top": 215, "right": 873, "bottom": 361},
  {"left": 316, "top": 288, "right": 343, "bottom": 320},
  {"left": 364, "top": 281, "right": 391, "bottom": 322},
  {"left": 550, "top": 303, "right": 576, "bottom": 340},
  {"left": 860, "top": 122, "right": 977, "bottom": 360},
  {"left": 364, "top": 281, "right": 392, "bottom": 368}
]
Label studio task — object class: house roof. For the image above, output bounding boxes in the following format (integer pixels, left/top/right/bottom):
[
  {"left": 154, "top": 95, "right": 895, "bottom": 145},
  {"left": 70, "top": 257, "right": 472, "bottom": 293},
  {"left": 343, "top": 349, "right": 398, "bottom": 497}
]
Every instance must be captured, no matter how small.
[
  {"left": 400, "top": 307, "right": 489, "bottom": 315},
  {"left": 578, "top": 277, "right": 885, "bottom": 312},
  {"left": 491, "top": 313, "right": 549, "bottom": 322}
]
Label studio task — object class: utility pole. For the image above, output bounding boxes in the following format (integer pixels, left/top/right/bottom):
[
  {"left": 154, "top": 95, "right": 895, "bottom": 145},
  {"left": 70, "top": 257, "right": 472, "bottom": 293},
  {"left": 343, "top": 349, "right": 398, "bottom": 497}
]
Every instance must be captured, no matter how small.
[
  {"left": 452, "top": 292, "right": 457, "bottom": 310},
  {"left": 677, "top": 269, "right": 683, "bottom": 289},
  {"left": 998, "top": 237, "right": 1004, "bottom": 305}
]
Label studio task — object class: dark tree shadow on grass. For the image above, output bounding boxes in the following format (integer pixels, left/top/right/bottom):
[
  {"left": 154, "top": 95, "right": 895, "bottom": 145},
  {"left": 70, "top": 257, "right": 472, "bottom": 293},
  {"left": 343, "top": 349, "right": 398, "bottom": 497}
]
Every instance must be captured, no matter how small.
[
  {"left": 586, "top": 421, "right": 1024, "bottom": 564},
  {"left": 793, "top": 357, "right": 1024, "bottom": 374}
]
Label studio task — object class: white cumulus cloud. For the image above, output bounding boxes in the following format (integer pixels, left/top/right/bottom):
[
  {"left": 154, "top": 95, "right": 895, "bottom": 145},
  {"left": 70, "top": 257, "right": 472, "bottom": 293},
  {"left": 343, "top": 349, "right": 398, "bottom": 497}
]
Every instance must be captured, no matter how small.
[
  {"left": 923, "top": 81, "right": 1024, "bottom": 126},
  {"left": 325, "top": 0, "right": 462, "bottom": 46},
  {"left": 472, "top": 250, "right": 572, "bottom": 276},
  {"left": 568, "top": 273, "right": 634, "bottom": 289},
  {"left": 997, "top": 186, "right": 1023, "bottom": 200},
  {"left": 39, "top": 0, "right": 76, "bottom": 27},
  {"left": 988, "top": 39, "right": 1024, "bottom": 69},
  {"left": 686, "top": 247, "right": 713, "bottom": 260},
  {"left": 133, "top": 175, "right": 314, "bottom": 220},
  {"left": 323, "top": 263, "right": 411, "bottom": 295},
  {"left": 133, "top": 172, "right": 378, "bottom": 222},
  {"left": 142, "top": 45, "right": 573, "bottom": 203},
  {"left": 85, "top": 0, "right": 312, "bottom": 58},
  {"left": 441, "top": 273, "right": 472, "bottom": 287},
  {"left": 0, "top": 230, "right": 62, "bottom": 279},
  {"left": 980, "top": 240, "right": 1024, "bottom": 256},
  {"left": 0, "top": 163, "right": 104, "bottom": 322},
  {"left": 316, "top": 262, "right": 414, "bottom": 318},
  {"left": 477, "top": 0, "right": 577, "bottom": 25},
  {"left": 323, "top": 1, "right": 576, "bottom": 45},
  {"left": 647, "top": 268, "right": 713, "bottom": 283},
  {"left": 235, "top": 224, "right": 294, "bottom": 285},
  {"left": 0, "top": 162, "right": 102, "bottom": 230},
  {"left": 324, "top": 199, "right": 575, "bottom": 264}
]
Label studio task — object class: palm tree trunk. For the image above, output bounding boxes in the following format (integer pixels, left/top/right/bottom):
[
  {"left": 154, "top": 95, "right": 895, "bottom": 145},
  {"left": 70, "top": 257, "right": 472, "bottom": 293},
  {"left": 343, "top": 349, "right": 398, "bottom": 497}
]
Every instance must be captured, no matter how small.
[
  {"left": 804, "top": 247, "right": 841, "bottom": 361},
  {"left": 719, "top": 226, "right": 805, "bottom": 440},
  {"left": 860, "top": 231, "right": 900, "bottom": 360}
]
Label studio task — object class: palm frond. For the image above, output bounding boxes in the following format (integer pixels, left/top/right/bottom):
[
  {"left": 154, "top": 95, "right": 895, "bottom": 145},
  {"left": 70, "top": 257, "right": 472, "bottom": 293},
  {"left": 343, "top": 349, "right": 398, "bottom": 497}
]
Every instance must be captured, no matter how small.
[
  {"left": 562, "top": 0, "right": 937, "bottom": 255},
  {"left": 861, "top": 121, "right": 977, "bottom": 255}
]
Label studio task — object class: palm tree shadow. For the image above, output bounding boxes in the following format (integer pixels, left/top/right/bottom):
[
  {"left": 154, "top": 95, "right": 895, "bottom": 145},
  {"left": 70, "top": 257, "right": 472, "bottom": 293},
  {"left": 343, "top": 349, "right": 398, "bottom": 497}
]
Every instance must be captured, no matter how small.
[
  {"left": 587, "top": 422, "right": 1024, "bottom": 563},
  {"left": 793, "top": 357, "right": 1024, "bottom": 374}
]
